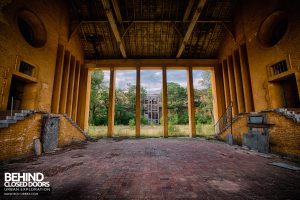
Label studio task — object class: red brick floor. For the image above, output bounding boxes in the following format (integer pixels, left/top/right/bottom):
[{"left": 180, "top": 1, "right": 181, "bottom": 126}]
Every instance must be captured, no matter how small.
[{"left": 1, "top": 138, "right": 300, "bottom": 199}]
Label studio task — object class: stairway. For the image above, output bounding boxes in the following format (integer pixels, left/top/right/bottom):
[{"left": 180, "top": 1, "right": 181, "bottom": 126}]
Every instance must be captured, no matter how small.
[
  {"left": 275, "top": 108, "right": 300, "bottom": 123},
  {"left": 62, "top": 114, "right": 86, "bottom": 135},
  {"left": 0, "top": 110, "right": 34, "bottom": 128}
]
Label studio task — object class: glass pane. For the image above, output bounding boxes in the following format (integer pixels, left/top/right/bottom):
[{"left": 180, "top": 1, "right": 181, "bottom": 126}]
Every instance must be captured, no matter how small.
[
  {"left": 193, "top": 70, "right": 214, "bottom": 137},
  {"left": 114, "top": 70, "right": 136, "bottom": 137},
  {"left": 167, "top": 70, "right": 189, "bottom": 137},
  {"left": 88, "top": 70, "right": 110, "bottom": 138},
  {"left": 140, "top": 70, "right": 163, "bottom": 137}
]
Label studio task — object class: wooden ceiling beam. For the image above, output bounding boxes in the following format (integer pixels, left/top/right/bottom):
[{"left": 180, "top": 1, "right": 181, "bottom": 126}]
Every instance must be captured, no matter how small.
[
  {"left": 101, "top": 0, "right": 127, "bottom": 58},
  {"left": 176, "top": 0, "right": 207, "bottom": 59},
  {"left": 111, "top": 0, "right": 122, "bottom": 24},
  {"left": 183, "top": 0, "right": 195, "bottom": 22},
  {"left": 85, "top": 59, "right": 217, "bottom": 68},
  {"left": 77, "top": 20, "right": 231, "bottom": 24}
]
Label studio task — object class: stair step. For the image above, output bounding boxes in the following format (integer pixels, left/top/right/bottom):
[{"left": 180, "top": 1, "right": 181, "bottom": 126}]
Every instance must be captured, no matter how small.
[
  {"left": 14, "top": 113, "right": 26, "bottom": 117},
  {"left": 0, "top": 123, "right": 8, "bottom": 128},
  {"left": 21, "top": 110, "right": 32, "bottom": 114},
  {"left": 6, "top": 116, "right": 14, "bottom": 120},
  {"left": 14, "top": 116, "right": 24, "bottom": 120},
  {"left": 0, "top": 119, "right": 17, "bottom": 124}
]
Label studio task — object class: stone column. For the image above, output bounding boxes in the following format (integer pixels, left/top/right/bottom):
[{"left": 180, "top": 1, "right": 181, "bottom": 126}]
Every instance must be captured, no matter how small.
[
  {"left": 162, "top": 66, "right": 168, "bottom": 138},
  {"left": 59, "top": 51, "right": 71, "bottom": 114},
  {"left": 76, "top": 67, "right": 91, "bottom": 131},
  {"left": 187, "top": 66, "right": 196, "bottom": 137},
  {"left": 51, "top": 44, "right": 65, "bottom": 113},
  {"left": 227, "top": 55, "right": 238, "bottom": 117},
  {"left": 136, "top": 66, "right": 141, "bottom": 137},
  {"left": 222, "top": 60, "right": 231, "bottom": 108},
  {"left": 233, "top": 50, "right": 245, "bottom": 113},
  {"left": 107, "top": 68, "right": 116, "bottom": 137},
  {"left": 84, "top": 70, "right": 92, "bottom": 131},
  {"left": 66, "top": 56, "right": 76, "bottom": 117},
  {"left": 211, "top": 65, "right": 225, "bottom": 122},
  {"left": 72, "top": 61, "right": 81, "bottom": 121},
  {"left": 239, "top": 44, "right": 254, "bottom": 112}
]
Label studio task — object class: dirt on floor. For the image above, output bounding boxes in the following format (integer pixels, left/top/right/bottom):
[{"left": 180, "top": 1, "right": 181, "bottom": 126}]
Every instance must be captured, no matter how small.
[{"left": 1, "top": 138, "right": 300, "bottom": 200}]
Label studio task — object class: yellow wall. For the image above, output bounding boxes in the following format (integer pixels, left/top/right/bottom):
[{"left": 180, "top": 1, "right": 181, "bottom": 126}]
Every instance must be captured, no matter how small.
[
  {"left": 218, "top": 0, "right": 300, "bottom": 112},
  {"left": 0, "top": 0, "right": 84, "bottom": 112},
  {"left": 219, "top": 111, "right": 300, "bottom": 159},
  {"left": 59, "top": 115, "right": 87, "bottom": 147},
  {"left": 0, "top": 113, "right": 86, "bottom": 161},
  {"left": 268, "top": 112, "right": 300, "bottom": 158}
]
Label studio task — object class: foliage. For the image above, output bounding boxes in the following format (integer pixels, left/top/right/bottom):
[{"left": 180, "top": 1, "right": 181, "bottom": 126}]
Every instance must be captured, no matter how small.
[
  {"left": 89, "top": 71, "right": 147, "bottom": 126},
  {"left": 128, "top": 119, "right": 135, "bottom": 129},
  {"left": 165, "top": 82, "right": 189, "bottom": 124},
  {"left": 89, "top": 70, "right": 213, "bottom": 128},
  {"left": 194, "top": 71, "right": 213, "bottom": 124},
  {"left": 89, "top": 71, "right": 109, "bottom": 126},
  {"left": 141, "top": 116, "right": 148, "bottom": 125}
]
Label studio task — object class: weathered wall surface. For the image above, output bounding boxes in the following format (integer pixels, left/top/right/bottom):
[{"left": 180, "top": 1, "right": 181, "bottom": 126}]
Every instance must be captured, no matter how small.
[
  {"left": 0, "top": 113, "right": 42, "bottom": 161},
  {"left": 219, "top": 114, "right": 248, "bottom": 146},
  {"left": 267, "top": 112, "right": 300, "bottom": 158},
  {"left": 58, "top": 116, "right": 87, "bottom": 147},
  {"left": 219, "top": 111, "right": 300, "bottom": 159},
  {"left": 0, "top": 0, "right": 84, "bottom": 111},
  {"left": 218, "top": 0, "right": 300, "bottom": 112},
  {"left": 0, "top": 113, "right": 86, "bottom": 161}
]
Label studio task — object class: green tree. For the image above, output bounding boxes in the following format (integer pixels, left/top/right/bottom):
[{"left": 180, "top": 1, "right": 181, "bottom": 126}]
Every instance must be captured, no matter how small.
[
  {"left": 195, "top": 71, "right": 213, "bottom": 124},
  {"left": 165, "top": 82, "right": 188, "bottom": 124},
  {"left": 89, "top": 71, "right": 110, "bottom": 126}
]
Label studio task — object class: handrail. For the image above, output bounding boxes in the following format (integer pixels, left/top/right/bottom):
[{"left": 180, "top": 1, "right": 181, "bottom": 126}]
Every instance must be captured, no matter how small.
[{"left": 214, "top": 101, "right": 233, "bottom": 135}]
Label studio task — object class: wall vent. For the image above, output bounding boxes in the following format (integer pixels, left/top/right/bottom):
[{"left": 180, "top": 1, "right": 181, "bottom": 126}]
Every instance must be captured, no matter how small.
[
  {"left": 19, "top": 61, "right": 35, "bottom": 76},
  {"left": 270, "top": 60, "right": 288, "bottom": 76}
]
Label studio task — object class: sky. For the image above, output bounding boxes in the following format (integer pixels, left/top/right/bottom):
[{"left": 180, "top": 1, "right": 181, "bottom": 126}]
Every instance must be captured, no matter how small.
[{"left": 101, "top": 70, "right": 209, "bottom": 94}]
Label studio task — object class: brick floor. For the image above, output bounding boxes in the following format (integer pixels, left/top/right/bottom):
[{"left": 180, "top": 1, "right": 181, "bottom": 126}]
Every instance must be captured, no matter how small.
[{"left": 1, "top": 138, "right": 300, "bottom": 199}]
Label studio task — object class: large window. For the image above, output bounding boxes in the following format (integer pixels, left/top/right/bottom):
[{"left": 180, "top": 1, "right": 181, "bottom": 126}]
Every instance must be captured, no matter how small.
[
  {"left": 88, "top": 67, "right": 215, "bottom": 138},
  {"left": 140, "top": 70, "right": 163, "bottom": 137},
  {"left": 114, "top": 70, "right": 136, "bottom": 137},
  {"left": 193, "top": 70, "right": 214, "bottom": 137},
  {"left": 88, "top": 70, "right": 110, "bottom": 138},
  {"left": 167, "top": 70, "right": 189, "bottom": 137}
]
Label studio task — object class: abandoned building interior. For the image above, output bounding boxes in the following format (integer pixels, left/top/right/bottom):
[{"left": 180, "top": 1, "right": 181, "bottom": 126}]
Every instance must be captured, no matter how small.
[{"left": 0, "top": 0, "right": 300, "bottom": 199}]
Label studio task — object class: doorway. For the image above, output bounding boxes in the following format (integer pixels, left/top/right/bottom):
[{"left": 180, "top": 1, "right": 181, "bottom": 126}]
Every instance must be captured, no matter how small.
[
  {"left": 280, "top": 75, "right": 300, "bottom": 108},
  {"left": 7, "top": 76, "right": 26, "bottom": 110},
  {"left": 7, "top": 74, "right": 37, "bottom": 111}
]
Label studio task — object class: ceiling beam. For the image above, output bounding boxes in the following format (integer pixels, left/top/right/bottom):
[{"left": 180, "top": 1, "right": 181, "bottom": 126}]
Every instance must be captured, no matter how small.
[
  {"left": 68, "top": 21, "right": 83, "bottom": 42},
  {"left": 176, "top": 0, "right": 207, "bottom": 59},
  {"left": 77, "top": 20, "right": 231, "bottom": 24},
  {"left": 111, "top": 0, "right": 122, "bottom": 23},
  {"left": 85, "top": 59, "right": 217, "bottom": 68},
  {"left": 183, "top": 0, "right": 195, "bottom": 22},
  {"left": 222, "top": 22, "right": 236, "bottom": 42},
  {"left": 101, "top": 0, "right": 127, "bottom": 58}
]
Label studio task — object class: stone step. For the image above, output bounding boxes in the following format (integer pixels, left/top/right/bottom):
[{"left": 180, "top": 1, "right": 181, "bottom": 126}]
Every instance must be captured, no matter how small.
[
  {"left": 6, "top": 116, "right": 24, "bottom": 120},
  {"left": 0, "top": 123, "right": 8, "bottom": 128},
  {"left": 0, "top": 119, "right": 17, "bottom": 124},
  {"left": 14, "top": 112, "right": 27, "bottom": 117},
  {"left": 21, "top": 110, "right": 32, "bottom": 114},
  {"left": 0, "top": 110, "right": 35, "bottom": 129},
  {"left": 15, "top": 116, "right": 24, "bottom": 120}
]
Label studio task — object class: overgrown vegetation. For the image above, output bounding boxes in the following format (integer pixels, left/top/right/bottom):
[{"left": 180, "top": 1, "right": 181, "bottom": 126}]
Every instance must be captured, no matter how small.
[{"left": 89, "top": 70, "right": 214, "bottom": 137}]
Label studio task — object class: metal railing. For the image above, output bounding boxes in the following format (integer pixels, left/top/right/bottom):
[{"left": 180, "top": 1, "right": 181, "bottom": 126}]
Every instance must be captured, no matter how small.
[{"left": 214, "top": 101, "right": 233, "bottom": 135}]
